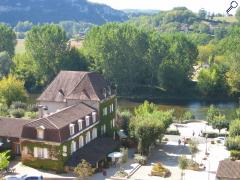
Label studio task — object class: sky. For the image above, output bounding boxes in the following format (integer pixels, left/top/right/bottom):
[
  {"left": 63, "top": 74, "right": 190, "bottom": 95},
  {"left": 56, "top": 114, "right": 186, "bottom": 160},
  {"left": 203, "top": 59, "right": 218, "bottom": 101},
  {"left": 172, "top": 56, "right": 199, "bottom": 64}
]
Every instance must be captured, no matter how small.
[{"left": 88, "top": 0, "right": 238, "bottom": 14}]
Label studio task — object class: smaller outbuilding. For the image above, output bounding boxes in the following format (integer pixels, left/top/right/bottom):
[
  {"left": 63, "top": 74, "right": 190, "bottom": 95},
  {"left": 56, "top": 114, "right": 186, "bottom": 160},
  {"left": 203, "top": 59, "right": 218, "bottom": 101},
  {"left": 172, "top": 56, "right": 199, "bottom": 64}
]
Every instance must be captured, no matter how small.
[{"left": 216, "top": 160, "right": 240, "bottom": 180}]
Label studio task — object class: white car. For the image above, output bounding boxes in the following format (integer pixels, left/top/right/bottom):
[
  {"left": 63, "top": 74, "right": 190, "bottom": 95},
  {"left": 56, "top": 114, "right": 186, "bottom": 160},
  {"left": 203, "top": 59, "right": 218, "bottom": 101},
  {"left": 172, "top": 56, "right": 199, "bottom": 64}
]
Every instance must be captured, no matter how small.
[
  {"left": 215, "top": 137, "right": 226, "bottom": 143},
  {"left": 5, "top": 174, "right": 43, "bottom": 180}
]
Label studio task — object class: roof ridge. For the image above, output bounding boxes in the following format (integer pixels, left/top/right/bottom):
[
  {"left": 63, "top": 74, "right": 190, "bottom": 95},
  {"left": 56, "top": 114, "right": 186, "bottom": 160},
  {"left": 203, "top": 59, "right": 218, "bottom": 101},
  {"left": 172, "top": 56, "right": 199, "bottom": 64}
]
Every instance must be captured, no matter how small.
[
  {"left": 24, "top": 105, "right": 76, "bottom": 126},
  {"left": 66, "top": 72, "right": 91, "bottom": 97},
  {"left": 45, "top": 117, "right": 59, "bottom": 129},
  {"left": 86, "top": 73, "right": 101, "bottom": 101}
]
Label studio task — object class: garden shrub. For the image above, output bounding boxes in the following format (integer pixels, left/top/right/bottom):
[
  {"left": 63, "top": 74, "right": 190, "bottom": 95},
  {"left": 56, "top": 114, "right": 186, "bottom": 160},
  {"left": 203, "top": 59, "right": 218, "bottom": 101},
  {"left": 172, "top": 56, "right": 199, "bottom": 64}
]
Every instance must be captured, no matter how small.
[
  {"left": 229, "top": 120, "right": 240, "bottom": 137},
  {"left": 114, "top": 170, "right": 128, "bottom": 177},
  {"left": 0, "top": 105, "right": 9, "bottom": 116},
  {"left": 230, "top": 150, "right": 240, "bottom": 160},
  {"left": 25, "top": 111, "right": 37, "bottom": 119},
  {"left": 225, "top": 136, "right": 240, "bottom": 150},
  {"left": 10, "top": 108, "right": 25, "bottom": 118},
  {"left": 28, "top": 104, "right": 38, "bottom": 112},
  {"left": 202, "top": 132, "right": 218, "bottom": 138},
  {"left": 22, "top": 159, "right": 64, "bottom": 172},
  {"left": 187, "top": 159, "right": 200, "bottom": 171},
  {"left": 10, "top": 101, "right": 27, "bottom": 110},
  {"left": 134, "top": 154, "right": 147, "bottom": 165}
]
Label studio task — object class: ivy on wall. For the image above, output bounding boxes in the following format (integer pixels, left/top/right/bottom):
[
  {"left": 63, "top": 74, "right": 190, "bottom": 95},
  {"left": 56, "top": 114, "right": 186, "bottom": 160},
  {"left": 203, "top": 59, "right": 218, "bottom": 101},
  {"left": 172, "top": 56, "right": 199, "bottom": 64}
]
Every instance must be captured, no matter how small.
[{"left": 99, "top": 97, "right": 117, "bottom": 136}]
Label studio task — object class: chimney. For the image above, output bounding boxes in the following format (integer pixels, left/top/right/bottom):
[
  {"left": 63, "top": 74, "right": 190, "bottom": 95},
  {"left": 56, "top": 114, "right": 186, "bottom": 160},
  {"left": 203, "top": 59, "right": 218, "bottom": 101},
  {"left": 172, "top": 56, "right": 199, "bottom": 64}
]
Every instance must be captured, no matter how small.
[
  {"left": 38, "top": 105, "right": 44, "bottom": 118},
  {"left": 38, "top": 105, "right": 48, "bottom": 118}
]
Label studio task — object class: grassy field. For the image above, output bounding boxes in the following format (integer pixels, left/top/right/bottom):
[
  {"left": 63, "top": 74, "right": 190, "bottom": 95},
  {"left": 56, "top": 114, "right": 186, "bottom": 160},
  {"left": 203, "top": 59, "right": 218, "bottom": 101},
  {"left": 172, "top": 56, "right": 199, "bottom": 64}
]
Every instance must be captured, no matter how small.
[
  {"left": 213, "top": 16, "right": 237, "bottom": 23},
  {"left": 15, "top": 39, "right": 26, "bottom": 54},
  {"left": 15, "top": 39, "right": 83, "bottom": 54}
]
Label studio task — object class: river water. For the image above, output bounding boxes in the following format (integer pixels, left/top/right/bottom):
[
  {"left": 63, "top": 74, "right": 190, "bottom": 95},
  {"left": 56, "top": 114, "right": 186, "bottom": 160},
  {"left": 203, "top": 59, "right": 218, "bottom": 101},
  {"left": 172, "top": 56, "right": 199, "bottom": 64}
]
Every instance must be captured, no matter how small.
[{"left": 118, "top": 99, "right": 239, "bottom": 120}]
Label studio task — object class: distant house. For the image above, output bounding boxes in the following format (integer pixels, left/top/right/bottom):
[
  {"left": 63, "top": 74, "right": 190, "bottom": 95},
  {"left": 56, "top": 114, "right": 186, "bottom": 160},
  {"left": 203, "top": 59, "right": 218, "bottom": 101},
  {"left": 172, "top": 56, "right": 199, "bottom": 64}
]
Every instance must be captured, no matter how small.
[
  {"left": 0, "top": 118, "right": 28, "bottom": 155},
  {"left": 0, "top": 71, "right": 118, "bottom": 172},
  {"left": 216, "top": 160, "right": 240, "bottom": 180}
]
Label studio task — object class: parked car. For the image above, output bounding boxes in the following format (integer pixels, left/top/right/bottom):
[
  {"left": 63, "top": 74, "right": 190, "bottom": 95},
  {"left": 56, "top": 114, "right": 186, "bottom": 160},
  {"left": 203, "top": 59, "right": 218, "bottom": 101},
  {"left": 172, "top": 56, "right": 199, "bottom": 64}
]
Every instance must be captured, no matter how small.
[
  {"left": 215, "top": 137, "right": 226, "bottom": 144},
  {"left": 5, "top": 174, "right": 43, "bottom": 180}
]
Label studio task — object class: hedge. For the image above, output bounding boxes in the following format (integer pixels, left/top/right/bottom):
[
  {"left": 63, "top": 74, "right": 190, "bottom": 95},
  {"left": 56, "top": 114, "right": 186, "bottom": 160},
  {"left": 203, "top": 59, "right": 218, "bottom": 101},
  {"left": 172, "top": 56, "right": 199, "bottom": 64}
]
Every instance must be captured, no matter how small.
[
  {"left": 230, "top": 150, "right": 240, "bottom": 160},
  {"left": 225, "top": 136, "right": 240, "bottom": 151},
  {"left": 22, "top": 159, "right": 65, "bottom": 173}
]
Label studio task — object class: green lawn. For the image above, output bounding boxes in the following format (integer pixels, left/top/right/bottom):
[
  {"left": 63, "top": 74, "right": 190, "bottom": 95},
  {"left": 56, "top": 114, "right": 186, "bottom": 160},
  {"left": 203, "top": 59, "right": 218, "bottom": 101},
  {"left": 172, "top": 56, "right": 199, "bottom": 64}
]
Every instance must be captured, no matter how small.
[{"left": 15, "top": 39, "right": 26, "bottom": 54}]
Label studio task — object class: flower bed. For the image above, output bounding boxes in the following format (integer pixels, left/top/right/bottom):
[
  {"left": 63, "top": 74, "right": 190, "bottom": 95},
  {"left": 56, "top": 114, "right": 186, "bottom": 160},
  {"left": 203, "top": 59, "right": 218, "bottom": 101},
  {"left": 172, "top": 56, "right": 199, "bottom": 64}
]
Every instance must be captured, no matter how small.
[{"left": 151, "top": 162, "right": 171, "bottom": 178}]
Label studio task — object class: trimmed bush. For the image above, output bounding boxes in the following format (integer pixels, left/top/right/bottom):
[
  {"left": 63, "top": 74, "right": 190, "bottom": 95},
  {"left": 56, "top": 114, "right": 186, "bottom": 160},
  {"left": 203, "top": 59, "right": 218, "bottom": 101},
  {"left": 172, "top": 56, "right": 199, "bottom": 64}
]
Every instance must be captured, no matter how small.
[
  {"left": 25, "top": 111, "right": 38, "bottom": 119},
  {"left": 22, "top": 159, "right": 64, "bottom": 172},
  {"left": 225, "top": 136, "right": 240, "bottom": 150},
  {"left": 134, "top": 154, "right": 147, "bottom": 165},
  {"left": 202, "top": 132, "right": 218, "bottom": 138},
  {"left": 230, "top": 150, "right": 240, "bottom": 160},
  {"left": 10, "top": 101, "right": 27, "bottom": 110},
  {"left": 10, "top": 108, "right": 25, "bottom": 118},
  {"left": 28, "top": 104, "right": 38, "bottom": 112},
  {"left": 229, "top": 120, "right": 240, "bottom": 137},
  {"left": 114, "top": 170, "right": 128, "bottom": 177},
  {"left": 0, "top": 105, "right": 9, "bottom": 116}
]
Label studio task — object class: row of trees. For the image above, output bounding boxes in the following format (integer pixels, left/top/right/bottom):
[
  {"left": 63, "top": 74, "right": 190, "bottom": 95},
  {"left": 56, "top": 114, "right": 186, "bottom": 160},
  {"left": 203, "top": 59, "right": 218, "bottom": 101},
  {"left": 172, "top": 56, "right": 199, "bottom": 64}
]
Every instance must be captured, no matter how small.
[
  {"left": 1, "top": 20, "right": 240, "bottom": 103},
  {"left": 196, "top": 25, "right": 240, "bottom": 96},
  {"left": 0, "top": 23, "right": 87, "bottom": 95},
  {"left": 83, "top": 23, "right": 198, "bottom": 93}
]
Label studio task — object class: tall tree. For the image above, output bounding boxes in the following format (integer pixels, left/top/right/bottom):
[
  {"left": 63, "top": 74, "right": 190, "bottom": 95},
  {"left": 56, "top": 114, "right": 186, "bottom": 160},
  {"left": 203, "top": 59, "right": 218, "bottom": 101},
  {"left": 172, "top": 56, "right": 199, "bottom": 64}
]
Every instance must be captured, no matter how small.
[
  {"left": 220, "top": 26, "right": 240, "bottom": 94},
  {"left": 158, "top": 34, "right": 198, "bottom": 92},
  {"left": 0, "top": 75, "right": 27, "bottom": 106},
  {"left": 83, "top": 23, "right": 150, "bottom": 92},
  {"left": 0, "top": 51, "right": 12, "bottom": 78},
  {"left": 25, "top": 24, "right": 69, "bottom": 84},
  {"left": 0, "top": 24, "right": 16, "bottom": 58}
]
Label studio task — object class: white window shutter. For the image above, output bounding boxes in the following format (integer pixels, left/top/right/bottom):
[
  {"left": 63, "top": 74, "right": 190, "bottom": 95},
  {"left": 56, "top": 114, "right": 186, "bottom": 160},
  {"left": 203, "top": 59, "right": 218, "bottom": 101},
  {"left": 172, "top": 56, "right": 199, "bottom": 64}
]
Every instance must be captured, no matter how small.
[
  {"left": 44, "top": 148, "right": 48, "bottom": 159},
  {"left": 33, "top": 147, "right": 38, "bottom": 158}
]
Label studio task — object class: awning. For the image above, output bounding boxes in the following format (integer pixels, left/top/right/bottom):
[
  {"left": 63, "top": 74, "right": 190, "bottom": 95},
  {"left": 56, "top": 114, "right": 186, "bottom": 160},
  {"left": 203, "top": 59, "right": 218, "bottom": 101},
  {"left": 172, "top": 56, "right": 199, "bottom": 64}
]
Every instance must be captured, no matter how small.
[{"left": 66, "top": 137, "right": 120, "bottom": 166}]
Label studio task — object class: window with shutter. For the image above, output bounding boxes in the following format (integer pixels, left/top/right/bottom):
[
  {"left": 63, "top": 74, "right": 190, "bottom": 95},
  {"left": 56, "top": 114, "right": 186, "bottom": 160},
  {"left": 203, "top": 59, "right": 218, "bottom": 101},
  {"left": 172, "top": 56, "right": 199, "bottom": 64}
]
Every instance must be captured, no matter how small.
[
  {"left": 103, "top": 107, "right": 107, "bottom": 116},
  {"left": 69, "top": 123, "right": 75, "bottom": 136},
  {"left": 92, "top": 112, "right": 96, "bottom": 123},
  {"left": 44, "top": 148, "right": 48, "bottom": 159},
  {"left": 86, "top": 131, "right": 91, "bottom": 144},
  {"left": 71, "top": 141, "right": 76, "bottom": 154},
  {"left": 78, "top": 119, "right": 83, "bottom": 131},
  {"left": 85, "top": 116, "right": 90, "bottom": 126},
  {"left": 79, "top": 136, "right": 84, "bottom": 148},
  {"left": 33, "top": 147, "right": 38, "bottom": 158}
]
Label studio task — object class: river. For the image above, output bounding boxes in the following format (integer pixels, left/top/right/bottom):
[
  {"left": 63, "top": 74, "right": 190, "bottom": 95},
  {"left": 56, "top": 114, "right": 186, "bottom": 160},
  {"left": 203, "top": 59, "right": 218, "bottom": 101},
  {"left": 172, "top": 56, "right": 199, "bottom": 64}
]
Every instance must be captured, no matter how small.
[{"left": 118, "top": 99, "right": 239, "bottom": 120}]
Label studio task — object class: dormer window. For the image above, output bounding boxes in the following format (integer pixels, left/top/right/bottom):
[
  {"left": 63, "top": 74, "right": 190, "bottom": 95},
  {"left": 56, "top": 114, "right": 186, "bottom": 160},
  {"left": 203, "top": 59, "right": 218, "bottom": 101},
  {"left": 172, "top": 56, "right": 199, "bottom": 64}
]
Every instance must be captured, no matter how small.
[
  {"left": 69, "top": 123, "right": 75, "bottom": 136},
  {"left": 92, "top": 112, "right": 96, "bottom": 123},
  {"left": 78, "top": 119, "right": 83, "bottom": 131},
  {"left": 110, "top": 104, "right": 114, "bottom": 113},
  {"left": 85, "top": 116, "right": 90, "bottom": 127},
  {"left": 103, "top": 107, "right": 107, "bottom": 116},
  {"left": 37, "top": 126, "right": 45, "bottom": 139}
]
